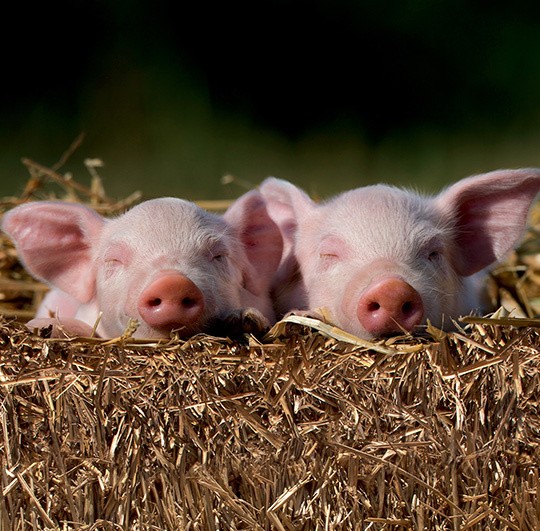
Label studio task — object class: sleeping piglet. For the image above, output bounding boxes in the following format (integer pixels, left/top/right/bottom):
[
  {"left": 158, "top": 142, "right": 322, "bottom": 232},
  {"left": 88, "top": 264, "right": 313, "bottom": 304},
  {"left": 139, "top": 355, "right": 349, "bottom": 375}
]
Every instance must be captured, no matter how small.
[
  {"left": 1, "top": 192, "right": 283, "bottom": 338},
  {"left": 260, "top": 168, "right": 540, "bottom": 339}
]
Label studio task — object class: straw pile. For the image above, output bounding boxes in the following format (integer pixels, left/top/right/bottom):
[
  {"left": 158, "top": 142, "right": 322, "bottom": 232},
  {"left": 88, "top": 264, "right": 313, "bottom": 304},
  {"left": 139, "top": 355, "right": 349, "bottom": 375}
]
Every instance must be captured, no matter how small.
[{"left": 1, "top": 157, "right": 539, "bottom": 530}]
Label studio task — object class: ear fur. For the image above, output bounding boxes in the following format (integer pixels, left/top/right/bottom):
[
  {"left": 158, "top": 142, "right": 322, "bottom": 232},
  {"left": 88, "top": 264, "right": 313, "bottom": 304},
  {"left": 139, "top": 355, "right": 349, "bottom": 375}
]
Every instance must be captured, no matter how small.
[
  {"left": 223, "top": 189, "right": 284, "bottom": 296},
  {"left": 2, "top": 201, "right": 105, "bottom": 301},
  {"left": 435, "top": 168, "right": 540, "bottom": 275}
]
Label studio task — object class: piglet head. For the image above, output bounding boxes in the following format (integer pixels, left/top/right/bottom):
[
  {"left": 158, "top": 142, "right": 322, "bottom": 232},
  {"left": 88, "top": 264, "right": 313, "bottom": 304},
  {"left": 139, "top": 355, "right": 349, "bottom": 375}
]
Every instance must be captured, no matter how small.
[
  {"left": 2, "top": 194, "right": 283, "bottom": 339},
  {"left": 93, "top": 198, "right": 241, "bottom": 338},
  {"left": 261, "top": 168, "right": 540, "bottom": 339}
]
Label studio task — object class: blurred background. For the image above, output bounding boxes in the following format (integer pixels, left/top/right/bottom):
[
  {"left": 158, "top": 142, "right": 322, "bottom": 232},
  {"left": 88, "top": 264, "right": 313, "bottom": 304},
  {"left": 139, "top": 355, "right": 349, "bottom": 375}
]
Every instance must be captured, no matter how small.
[{"left": 2, "top": 0, "right": 540, "bottom": 202}]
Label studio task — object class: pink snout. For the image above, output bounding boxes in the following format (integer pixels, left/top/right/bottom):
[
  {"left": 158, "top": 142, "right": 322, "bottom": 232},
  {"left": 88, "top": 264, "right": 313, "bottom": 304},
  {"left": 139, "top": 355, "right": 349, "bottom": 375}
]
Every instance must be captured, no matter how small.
[
  {"left": 137, "top": 273, "right": 205, "bottom": 332},
  {"left": 357, "top": 277, "right": 424, "bottom": 336}
]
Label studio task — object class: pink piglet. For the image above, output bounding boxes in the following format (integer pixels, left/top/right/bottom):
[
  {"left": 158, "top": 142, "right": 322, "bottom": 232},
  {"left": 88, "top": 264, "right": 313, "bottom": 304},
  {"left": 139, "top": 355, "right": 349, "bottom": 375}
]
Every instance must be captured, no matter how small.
[
  {"left": 2, "top": 191, "right": 283, "bottom": 339},
  {"left": 260, "top": 168, "right": 540, "bottom": 339}
]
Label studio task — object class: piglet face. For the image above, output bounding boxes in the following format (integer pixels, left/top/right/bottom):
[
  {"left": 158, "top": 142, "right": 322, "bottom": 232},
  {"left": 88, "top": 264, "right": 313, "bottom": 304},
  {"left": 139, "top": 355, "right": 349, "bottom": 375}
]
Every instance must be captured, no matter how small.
[
  {"left": 294, "top": 186, "right": 464, "bottom": 337},
  {"left": 93, "top": 198, "right": 245, "bottom": 338}
]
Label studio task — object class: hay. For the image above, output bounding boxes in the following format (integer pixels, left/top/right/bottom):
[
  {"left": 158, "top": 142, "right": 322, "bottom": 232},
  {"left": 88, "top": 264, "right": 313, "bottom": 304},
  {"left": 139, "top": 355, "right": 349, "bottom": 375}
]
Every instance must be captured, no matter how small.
[{"left": 1, "top": 159, "right": 540, "bottom": 530}]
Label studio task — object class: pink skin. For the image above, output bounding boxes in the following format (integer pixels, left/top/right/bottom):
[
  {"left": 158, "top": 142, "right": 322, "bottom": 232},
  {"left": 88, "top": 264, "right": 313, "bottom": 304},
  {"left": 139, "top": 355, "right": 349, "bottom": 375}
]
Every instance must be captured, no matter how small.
[
  {"left": 260, "top": 168, "right": 540, "bottom": 339},
  {"left": 356, "top": 277, "right": 424, "bottom": 336},
  {"left": 2, "top": 192, "right": 283, "bottom": 339},
  {"left": 137, "top": 272, "right": 205, "bottom": 332}
]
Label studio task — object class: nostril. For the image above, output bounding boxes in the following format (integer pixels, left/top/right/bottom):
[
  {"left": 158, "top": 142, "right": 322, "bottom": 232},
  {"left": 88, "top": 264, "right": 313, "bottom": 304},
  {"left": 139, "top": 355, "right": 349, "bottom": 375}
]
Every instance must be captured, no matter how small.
[
  {"left": 367, "top": 301, "right": 380, "bottom": 312},
  {"left": 149, "top": 298, "right": 162, "bottom": 307},
  {"left": 402, "top": 301, "right": 414, "bottom": 315},
  {"left": 182, "top": 296, "right": 199, "bottom": 309}
]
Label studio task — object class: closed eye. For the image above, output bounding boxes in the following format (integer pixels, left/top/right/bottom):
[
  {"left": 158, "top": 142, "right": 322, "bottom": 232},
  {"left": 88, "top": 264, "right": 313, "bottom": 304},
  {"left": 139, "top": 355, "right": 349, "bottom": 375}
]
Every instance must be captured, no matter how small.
[
  {"left": 210, "top": 246, "right": 229, "bottom": 262},
  {"left": 425, "top": 243, "right": 447, "bottom": 265},
  {"left": 317, "top": 235, "right": 346, "bottom": 264},
  {"left": 319, "top": 252, "right": 340, "bottom": 270},
  {"left": 204, "top": 237, "right": 229, "bottom": 263},
  {"left": 102, "top": 242, "right": 132, "bottom": 279},
  {"left": 104, "top": 258, "right": 124, "bottom": 279},
  {"left": 212, "top": 253, "right": 228, "bottom": 262}
]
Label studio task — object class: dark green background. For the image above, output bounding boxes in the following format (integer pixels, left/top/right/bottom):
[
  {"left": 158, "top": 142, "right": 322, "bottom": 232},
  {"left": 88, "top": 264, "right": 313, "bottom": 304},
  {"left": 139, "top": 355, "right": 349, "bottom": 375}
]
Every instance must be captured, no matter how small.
[{"left": 2, "top": 0, "right": 540, "bottom": 201}]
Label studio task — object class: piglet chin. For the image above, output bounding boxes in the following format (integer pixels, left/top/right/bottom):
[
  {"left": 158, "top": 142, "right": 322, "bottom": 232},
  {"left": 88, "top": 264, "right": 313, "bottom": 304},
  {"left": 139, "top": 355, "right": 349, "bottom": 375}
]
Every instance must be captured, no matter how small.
[{"left": 128, "top": 320, "right": 205, "bottom": 340}]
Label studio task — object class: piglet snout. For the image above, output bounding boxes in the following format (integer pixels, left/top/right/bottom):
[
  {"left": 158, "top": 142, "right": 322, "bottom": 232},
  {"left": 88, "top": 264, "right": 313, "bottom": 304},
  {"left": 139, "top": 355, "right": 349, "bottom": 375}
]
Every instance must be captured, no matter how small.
[
  {"left": 357, "top": 277, "right": 424, "bottom": 336},
  {"left": 138, "top": 273, "right": 205, "bottom": 331}
]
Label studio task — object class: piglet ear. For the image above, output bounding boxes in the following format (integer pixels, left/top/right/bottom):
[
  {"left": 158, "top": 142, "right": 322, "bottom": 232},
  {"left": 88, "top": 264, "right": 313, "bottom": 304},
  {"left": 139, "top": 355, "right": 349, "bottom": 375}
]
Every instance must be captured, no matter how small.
[
  {"left": 435, "top": 168, "right": 540, "bottom": 276},
  {"left": 258, "top": 177, "right": 315, "bottom": 256},
  {"left": 223, "top": 189, "right": 284, "bottom": 296},
  {"left": 1, "top": 201, "right": 105, "bottom": 302}
]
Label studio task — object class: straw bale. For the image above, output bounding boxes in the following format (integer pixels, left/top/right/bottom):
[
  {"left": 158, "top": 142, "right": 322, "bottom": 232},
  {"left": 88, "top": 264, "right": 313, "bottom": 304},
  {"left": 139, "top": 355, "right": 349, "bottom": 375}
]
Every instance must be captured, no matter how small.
[{"left": 1, "top": 158, "right": 540, "bottom": 530}]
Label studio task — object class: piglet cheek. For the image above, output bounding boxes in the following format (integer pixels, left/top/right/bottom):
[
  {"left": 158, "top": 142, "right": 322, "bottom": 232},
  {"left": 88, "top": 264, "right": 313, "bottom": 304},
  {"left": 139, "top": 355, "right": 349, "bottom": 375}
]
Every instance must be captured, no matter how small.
[
  {"left": 340, "top": 278, "right": 367, "bottom": 326},
  {"left": 123, "top": 276, "right": 148, "bottom": 318}
]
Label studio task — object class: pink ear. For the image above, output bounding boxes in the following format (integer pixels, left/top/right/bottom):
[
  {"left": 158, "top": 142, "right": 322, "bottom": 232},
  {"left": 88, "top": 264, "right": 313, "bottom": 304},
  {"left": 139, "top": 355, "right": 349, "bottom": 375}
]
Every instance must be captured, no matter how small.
[
  {"left": 258, "top": 177, "right": 315, "bottom": 257},
  {"left": 2, "top": 201, "right": 105, "bottom": 302},
  {"left": 435, "top": 168, "right": 540, "bottom": 276},
  {"left": 223, "top": 190, "right": 284, "bottom": 296}
]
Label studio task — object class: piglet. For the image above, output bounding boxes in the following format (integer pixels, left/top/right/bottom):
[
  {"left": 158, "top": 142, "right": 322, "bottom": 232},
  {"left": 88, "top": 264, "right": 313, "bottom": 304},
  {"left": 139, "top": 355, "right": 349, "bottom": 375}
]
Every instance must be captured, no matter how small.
[
  {"left": 260, "top": 169, "right": 540, "bottom": 339},
  {"left": 1, "top": 192, "right": 283, "bottom": 339}
]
